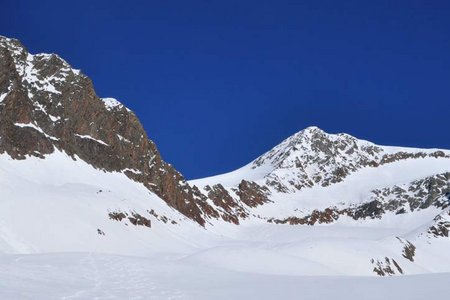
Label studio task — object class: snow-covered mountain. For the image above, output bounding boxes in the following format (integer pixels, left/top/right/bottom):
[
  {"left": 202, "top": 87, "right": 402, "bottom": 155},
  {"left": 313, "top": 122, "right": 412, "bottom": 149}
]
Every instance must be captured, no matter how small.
[
  {"left": 192, "top": 126, "right": 450, "bottom": 224},
  {"left": 0, "top": 35, "right": 219, "bottom": 226},
  {"left": 1, "top": 35, "right": 450, "bottom": 298},
  {"left": 189, "top": 127, "right": 450, "bottom": 277}
]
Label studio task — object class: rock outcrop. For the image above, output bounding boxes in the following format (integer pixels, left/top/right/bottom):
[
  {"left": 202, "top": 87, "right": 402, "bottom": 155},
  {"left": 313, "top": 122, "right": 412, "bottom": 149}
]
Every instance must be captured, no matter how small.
[
  {"left": 268, "top": 172, "right": 450, "bottom": 225},
  {"left": 0, "top": 36, "right": 217, "bottom": 226}
]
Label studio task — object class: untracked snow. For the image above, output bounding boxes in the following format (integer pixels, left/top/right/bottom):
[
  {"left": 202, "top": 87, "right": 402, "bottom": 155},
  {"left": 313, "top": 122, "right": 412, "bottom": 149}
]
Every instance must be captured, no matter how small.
[{"left": 101, "top": 97, "right": 131, "bottom": 112}]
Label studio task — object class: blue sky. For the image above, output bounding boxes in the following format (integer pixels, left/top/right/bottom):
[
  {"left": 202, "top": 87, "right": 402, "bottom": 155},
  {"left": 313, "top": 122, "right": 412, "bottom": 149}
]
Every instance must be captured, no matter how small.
[{"left": 2, "top": 0, "right": 450, "bottom": 179}]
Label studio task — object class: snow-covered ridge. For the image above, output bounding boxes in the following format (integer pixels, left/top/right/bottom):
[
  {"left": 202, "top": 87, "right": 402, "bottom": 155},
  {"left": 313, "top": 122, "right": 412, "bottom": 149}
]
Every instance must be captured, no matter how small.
[
  {"left": 102, "top": 97, "right": 126, "bottom": 110},
  {"left": 191, "top": 126, "right": 450, "bottom": 231},
  {"left": 0, "top": 36, "right": 134, "bottom": 116},
  {"left": 252, "top": 126, "right": 449, "bottom": 170},
  {"left": 0, "top": 36, "right": 80, "bottom": 99},
  {"left": 192, "top": 126, "right": 450, "bottom": 191}
]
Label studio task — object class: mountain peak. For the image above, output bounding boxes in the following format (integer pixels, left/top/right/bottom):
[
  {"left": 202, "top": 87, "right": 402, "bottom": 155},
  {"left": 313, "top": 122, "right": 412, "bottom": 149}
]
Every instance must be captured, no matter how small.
[
  {"left": 0, "top": 36, "right": 219, "bottom": 226},
  {"left": 290, "top": 126, "right": 326, "bottom": 140},
  {"left": 253, "top": 126, "right": 363, "bottom": 169},
  {"left": 246, "top": 125, "right": 450, "bottom": 193},
  {"left": 0, "top": 35, "right": 21, "bottom": 47},
  {"left": 299, "top": 125, "right": 324, "bottom": 134}
]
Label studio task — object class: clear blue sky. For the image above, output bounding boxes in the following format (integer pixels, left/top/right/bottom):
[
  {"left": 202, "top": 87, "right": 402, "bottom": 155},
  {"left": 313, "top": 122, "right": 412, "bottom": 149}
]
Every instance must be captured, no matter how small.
[{"left": 2, "top": 0, "right": 450, "bottom": 179}]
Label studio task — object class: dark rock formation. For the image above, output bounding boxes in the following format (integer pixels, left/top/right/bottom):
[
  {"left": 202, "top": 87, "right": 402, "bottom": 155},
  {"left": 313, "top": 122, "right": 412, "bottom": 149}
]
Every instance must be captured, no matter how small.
[
  {"left": 372, "top": 257, "right": 403, "bottom": 276},
  {"left": 109, "top": 211, "right": 127, "bottom": 222},
  {"left": 369, "top": 172, "right": 450, "bottom": 212},
  {"left": 401, "top": 241, "right": 416, "bottom": 262},
  {"left": 269, "top": 208, "right": 342, "bottom": 225},
  {"left": 428, "top": 211, "right": 450, "bottom": 238},
  {"left": 109, "top": 210, "right": 151, "bottom": 228},
  {"left": 204, "top": 184, "right": 249, "bottom": 224},
  {"left": 352, "top": 200, "right": 385, "bottom": 220},
  {"left": 148, "top": 209, "right": 178, "bottom": 224},
  {"left": 269, "top": 172, "right": 450, "bottom": 225},
  {"left": 128, "top": 212, "right": 152, "bottom": 228},
  {"left": 235, "top": 180, "right": 271, "bottom": 207},
  {"left": 0, "top": 36, "right": 217, "bottom": 226}
]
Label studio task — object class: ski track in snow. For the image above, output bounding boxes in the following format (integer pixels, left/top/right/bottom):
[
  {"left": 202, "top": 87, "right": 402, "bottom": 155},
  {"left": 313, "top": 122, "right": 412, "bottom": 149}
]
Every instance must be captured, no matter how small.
[{"left": 0, "top": 252, "right": 449, "bottom": 300}]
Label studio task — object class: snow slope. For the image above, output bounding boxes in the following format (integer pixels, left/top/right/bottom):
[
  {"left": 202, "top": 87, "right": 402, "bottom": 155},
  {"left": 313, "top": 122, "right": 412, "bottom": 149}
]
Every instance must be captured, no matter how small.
[
  {"left": 0, "top": 141, "right": 450, "bottom": 298},
  {"left": 0, "top": 151, "right": 212, "bottom": 256},
  {"left": 250, "top": 157, "right": 450, "bottom": 218},
  {"left": 1, "top": 147, "right": 448, "bottom": 274},
  {"left": 1, "top": 252, "right": 450, "bottom": 300}
]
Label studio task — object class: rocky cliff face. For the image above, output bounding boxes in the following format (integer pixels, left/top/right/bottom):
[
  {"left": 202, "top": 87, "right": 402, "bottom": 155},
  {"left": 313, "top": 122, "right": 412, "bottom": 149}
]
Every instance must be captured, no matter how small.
[{"left": 0, "top": 36, "right": 218, "bottom": 226}]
